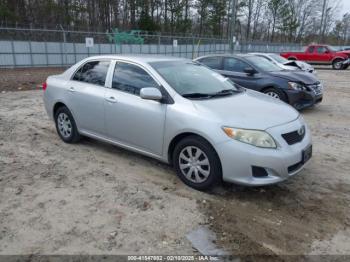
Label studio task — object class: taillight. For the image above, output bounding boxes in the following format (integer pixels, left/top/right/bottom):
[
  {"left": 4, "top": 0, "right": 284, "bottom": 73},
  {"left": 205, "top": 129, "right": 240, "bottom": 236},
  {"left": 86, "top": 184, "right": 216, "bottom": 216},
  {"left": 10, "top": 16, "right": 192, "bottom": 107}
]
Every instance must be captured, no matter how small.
[{"left": 42, "top": 82, "right": 47, "bottom": 91}]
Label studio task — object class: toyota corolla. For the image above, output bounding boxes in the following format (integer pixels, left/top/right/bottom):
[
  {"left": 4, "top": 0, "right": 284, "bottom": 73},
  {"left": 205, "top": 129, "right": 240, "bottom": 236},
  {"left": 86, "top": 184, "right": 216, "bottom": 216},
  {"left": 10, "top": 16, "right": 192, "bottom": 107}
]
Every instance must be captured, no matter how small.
[{"left": 43, "top": 55, "right": 312, "bottom": 190}]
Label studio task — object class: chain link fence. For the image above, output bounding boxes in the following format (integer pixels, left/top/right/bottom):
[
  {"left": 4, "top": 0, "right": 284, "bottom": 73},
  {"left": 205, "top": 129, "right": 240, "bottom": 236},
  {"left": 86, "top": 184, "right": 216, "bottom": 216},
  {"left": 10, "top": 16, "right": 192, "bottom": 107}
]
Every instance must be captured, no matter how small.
[
  {"left": 0, "top": 27, "right": 231, "bottom": 68},
  {"left": 0, "top": 27, "right": 305, "bottom": 68}
]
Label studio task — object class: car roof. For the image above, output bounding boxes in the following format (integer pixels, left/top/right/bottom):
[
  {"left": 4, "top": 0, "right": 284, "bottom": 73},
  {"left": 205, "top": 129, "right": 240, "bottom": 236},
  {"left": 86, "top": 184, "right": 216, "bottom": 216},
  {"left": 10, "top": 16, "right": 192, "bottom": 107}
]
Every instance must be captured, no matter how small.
[
  {"left": 249, "top": 53, "right": 276, "bottom": 56},
  {"left": 85, "top": 54, "right": 186, "bottom": 64},
  {"left": 194, "top": 53, "right": 256, "bottom": 60}
]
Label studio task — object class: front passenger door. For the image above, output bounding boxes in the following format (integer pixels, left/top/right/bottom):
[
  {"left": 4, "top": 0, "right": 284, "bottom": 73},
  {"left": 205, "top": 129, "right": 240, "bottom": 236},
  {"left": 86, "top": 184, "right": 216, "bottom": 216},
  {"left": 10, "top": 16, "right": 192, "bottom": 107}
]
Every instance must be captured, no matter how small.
[
  {"left": 104, "top": 61, "right": 167, "bottom": 156},
  {"left": 219, "top": 57, "right": 259, "bottom": 90},
  {"left": 314, "top": 46, "right": 332, "bottom": 64}
]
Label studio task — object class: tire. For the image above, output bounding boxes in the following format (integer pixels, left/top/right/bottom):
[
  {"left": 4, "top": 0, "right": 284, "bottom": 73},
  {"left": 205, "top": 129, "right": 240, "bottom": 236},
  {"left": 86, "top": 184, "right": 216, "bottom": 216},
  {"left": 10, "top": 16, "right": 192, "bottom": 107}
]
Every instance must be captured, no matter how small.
[
  {"left": 343, "top": 64, "right": 349, "bottom": 70},
  {"left": 54, "top": 106, "right": 80, "bottom": 143},
  {"left": 173, "top": 136, "right": 222, "bottom": 191},
  {"left": 332, "top": 59, "right": 344, "bottom": 70},
  {"left": 263, "top": 88, "right": 287, "bottom": 103}
]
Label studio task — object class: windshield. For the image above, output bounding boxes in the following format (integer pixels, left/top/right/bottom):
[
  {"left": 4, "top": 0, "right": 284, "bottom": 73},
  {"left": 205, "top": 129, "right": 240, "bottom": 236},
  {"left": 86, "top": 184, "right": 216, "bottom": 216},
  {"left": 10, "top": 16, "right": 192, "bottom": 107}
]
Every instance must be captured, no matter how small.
[
  {"left": 327, "top": 46, "right": 338, "bottom": 52},
  {"left": 268, "top": 54, "right": 288, "bottom": 64},
  {"left": 245, "top": 56, "right": 283, "bottom": 72},
  {"left": 150, "top": 61, "right": 240, "bottom": 98}
]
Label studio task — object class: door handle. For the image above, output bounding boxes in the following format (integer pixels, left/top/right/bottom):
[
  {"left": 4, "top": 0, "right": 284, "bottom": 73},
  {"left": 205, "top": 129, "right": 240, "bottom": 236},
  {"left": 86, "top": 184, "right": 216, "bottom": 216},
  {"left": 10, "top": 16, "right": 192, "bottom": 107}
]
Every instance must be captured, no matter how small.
[
  {"left": 68, "top": 87, "right": 76, "bottom": 93},
  {"left": 105, "top": 96, "right": 117, "bottom": 103}
]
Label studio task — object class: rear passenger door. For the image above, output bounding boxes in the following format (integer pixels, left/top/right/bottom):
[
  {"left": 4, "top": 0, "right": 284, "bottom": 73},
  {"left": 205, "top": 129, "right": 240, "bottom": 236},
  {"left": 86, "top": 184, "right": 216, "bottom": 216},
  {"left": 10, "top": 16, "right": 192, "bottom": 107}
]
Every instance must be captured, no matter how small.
[
  {"left": 305, "top": 46, "right": 315, "bottom": 62},
  {"left": 219, "top": 57, "right": 259, "bottom": 90},
  {"left": 68, "top": 60, "right": 111, "bottom": 135}
]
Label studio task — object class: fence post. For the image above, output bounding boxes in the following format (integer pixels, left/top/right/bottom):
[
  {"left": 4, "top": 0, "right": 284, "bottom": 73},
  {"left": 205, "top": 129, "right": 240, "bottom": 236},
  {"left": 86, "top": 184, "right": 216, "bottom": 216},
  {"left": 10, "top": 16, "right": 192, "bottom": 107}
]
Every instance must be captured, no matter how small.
[
  {"left": 44, "top": 41, "right": 48, "bottom": 66},
  {"left": 59, "top": 25, "right": 67, "bottom": 66},
  {"left": 11, "top": 40, "right": 16, "bottom": 68},
  {"left": 28, "top": 29, "right": 33, "bottom": 67},
  {"left": 192, "top": 37, "right": 195, "bottom": 59},
  {"left": 158, "top": 34, "right": 161, "bottom": 54}
]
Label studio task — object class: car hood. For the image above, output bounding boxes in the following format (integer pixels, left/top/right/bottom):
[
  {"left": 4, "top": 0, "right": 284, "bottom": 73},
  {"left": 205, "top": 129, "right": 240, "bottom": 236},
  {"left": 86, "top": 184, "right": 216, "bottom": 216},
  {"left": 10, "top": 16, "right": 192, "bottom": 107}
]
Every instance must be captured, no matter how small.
[
  {"left": 191, "top": 90, "right": 299, "bottom": 130},
  {"left": 269, "top": 70, "right": 318, "bottom": 84},
  {"left": 336, "top": 50, "right": 350, "bottom": 57}
]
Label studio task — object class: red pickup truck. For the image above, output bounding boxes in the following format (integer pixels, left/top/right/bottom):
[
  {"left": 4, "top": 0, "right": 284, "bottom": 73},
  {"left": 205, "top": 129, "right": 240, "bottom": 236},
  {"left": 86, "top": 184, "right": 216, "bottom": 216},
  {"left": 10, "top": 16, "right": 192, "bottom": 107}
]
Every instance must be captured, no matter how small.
[{"left": 281, "top": 44, "right": 350, "bottom": 70}]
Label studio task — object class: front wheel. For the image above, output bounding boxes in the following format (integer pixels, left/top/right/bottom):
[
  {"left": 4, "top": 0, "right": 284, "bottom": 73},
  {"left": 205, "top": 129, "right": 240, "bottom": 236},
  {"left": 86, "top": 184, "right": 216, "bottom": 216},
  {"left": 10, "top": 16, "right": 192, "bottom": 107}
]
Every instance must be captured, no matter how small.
[
  {"left": 173, "top": 136, "right": 222, "bottom": 191},
  {"left": 263, "top": 88, "right": 287, "bottom": 102},
  {"left": 332, "top": 59, "right": 344, "bottom": 70}
]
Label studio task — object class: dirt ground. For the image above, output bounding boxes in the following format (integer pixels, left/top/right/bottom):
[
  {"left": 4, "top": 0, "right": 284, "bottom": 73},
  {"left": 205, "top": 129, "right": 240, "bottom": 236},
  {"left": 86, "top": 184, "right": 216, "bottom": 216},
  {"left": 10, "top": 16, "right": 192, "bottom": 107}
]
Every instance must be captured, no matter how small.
[
  {"left": 0, "top": 67, "right": 65, "bottom": 92},
  {"left": 0, "top": 68, "right": 350, "bottom": 258}
]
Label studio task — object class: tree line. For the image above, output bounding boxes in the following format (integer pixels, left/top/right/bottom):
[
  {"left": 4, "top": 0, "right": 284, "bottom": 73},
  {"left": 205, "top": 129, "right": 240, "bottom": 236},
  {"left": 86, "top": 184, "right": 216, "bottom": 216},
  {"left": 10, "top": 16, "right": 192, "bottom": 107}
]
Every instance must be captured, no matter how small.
[{"left": 0, "top": 0, "right": 349, "bottom": 44}]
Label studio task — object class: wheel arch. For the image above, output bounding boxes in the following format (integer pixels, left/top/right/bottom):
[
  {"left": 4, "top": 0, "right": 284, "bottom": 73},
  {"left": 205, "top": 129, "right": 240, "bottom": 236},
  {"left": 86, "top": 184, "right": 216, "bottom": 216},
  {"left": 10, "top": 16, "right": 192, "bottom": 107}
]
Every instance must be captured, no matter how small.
[
  {"left": 332, "top": 56, "right": 346, "bottom": 63},
  {"left": 53, "top": 102, "right": 67, "bottom": 117},
  {"left": 167, "top": 132, "right": 221, "bottom": 167},
  {"left": 52, "top": 101, "right": 77, "bottom": 124}
]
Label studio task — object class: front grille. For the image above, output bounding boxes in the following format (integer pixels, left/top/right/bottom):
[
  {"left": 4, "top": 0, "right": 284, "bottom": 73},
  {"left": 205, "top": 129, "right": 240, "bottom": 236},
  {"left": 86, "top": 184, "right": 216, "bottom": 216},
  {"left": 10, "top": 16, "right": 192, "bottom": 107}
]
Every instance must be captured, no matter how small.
[
  {"left": 282, "top": 129, "right": 305, "bottom": 145},
  {"left": 306, "top": 82, "right": 323, "bottom": 95}
]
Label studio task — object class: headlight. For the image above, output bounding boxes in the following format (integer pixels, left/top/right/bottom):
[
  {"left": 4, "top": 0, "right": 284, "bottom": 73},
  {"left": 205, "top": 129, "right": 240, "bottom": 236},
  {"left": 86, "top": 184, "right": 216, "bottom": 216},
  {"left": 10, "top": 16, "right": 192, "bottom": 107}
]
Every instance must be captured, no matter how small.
[
  {"left": 288, "top": 82, "right": 306, "bottom": 91},
  {"left": 222, "top": 127, "right": 277, "bottom": 148}
]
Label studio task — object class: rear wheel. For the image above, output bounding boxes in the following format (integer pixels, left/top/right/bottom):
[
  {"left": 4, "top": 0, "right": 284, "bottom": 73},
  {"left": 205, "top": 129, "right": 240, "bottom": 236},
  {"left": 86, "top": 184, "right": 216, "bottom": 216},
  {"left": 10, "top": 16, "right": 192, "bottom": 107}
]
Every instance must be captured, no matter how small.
[
  {"left": 54, "top": 106, "right": 80, "bottom": 143},
  {"left": 332, "top": 59, "right": 344, "bottom": 70},
  {"left": 263, "top": 88, "right": 287, "bottom": 102},
  {"left": 173, "top": 136, "right": 221, "bottom": 191}
]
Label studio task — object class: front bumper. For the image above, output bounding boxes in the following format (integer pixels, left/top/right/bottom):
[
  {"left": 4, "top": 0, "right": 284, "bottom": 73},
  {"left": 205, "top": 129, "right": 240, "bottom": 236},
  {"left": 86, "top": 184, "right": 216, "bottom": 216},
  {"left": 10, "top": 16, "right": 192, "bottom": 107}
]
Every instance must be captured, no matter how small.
[
  {"left": 342, "top": 59, "right": 350, "bottom": 66},
  {"left": 285, "top": 89, "right": 323, "bottom": 110},
  {"left": 215, "top": 117, "right": 312, "bottom": 186}
]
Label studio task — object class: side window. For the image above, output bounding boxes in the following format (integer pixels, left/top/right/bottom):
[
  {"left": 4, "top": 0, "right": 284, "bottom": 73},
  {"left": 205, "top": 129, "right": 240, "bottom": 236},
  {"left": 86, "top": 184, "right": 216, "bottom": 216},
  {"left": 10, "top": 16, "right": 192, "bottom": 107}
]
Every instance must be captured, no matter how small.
[
  {"left": 307, "top": 46, "right": 315, "bottom": 53},
  {"left": 223, "top": 58, "right": 250, "bottom": 72},
  {"left": 198, "top": 57, "right": 222, "bottom": 70},
  {"left": 261, "top": 56, "right": 272, "bottom": 61},
  {"left": 317, "top": 47, "right": 327, "bottom": 54},
  {"left": 112, "top": 62, "right": 158, "bottom": 95},
  {"left": 73, "top": 60, "right": 110, "bottom": 86}
]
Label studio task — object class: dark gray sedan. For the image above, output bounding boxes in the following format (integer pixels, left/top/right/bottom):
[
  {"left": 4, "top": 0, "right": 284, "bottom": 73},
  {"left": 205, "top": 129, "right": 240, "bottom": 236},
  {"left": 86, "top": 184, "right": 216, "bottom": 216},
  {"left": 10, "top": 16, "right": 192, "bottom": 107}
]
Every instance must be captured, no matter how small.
[{"left": 195, "top": 54, "right": 323, "bottom": 110}]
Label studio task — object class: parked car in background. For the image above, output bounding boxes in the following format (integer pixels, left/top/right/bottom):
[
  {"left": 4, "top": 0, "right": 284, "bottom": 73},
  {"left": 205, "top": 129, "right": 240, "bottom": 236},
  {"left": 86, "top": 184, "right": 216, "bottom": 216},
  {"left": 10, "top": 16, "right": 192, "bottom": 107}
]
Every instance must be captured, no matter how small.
[
  {"left": 249, "top": 53, "right": 315, "bottom": 74},
  {"left": 280, "top": 44, "right": 350, "bottom": 70},
  {"left": 195, "top": 54, "right": 323, "bottom": 110},
  {"left": 341, "top": 58, "right": 350, "bottom": 70},
  {"left": 43, "top": 55, "right": 312, "bottom": 190}
]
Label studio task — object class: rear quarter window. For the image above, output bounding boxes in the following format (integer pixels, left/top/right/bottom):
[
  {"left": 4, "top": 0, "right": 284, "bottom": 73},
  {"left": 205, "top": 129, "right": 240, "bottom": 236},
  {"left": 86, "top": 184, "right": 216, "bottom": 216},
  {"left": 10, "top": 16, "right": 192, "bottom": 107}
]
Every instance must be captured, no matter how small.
[{"left": 197, "top": 57, "right": 222, "bottom": 70}]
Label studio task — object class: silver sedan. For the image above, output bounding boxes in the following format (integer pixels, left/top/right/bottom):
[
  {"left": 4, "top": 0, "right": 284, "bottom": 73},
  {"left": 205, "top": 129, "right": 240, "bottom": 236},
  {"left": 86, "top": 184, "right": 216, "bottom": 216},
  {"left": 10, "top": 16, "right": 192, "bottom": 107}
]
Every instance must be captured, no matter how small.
[
  {"left": 250, "top": 53, "right": 316, "bottom": 74},
  {"left": 43, "top": 55, "right": 312, "bottom": 190}
]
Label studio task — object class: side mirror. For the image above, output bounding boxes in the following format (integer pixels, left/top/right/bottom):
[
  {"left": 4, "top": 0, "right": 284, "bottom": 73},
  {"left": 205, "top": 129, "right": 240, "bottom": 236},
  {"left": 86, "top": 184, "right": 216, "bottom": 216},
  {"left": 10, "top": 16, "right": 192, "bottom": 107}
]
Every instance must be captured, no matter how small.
[
  {"left": 325, "top": 50, "right": 330, "bottom": 54},
  {"left": 140, "top": 87, "right": 163, "bottom": 101},
  {"left": 244, "top": 67, "right": 256, "bottom": 75}
]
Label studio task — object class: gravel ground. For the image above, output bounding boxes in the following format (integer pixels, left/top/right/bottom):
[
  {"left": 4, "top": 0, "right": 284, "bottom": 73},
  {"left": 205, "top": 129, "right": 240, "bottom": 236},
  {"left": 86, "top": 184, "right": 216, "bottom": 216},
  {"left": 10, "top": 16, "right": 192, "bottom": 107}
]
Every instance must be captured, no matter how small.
[{"left": 0, "top": 68, "right": 349, "bottom": 258}]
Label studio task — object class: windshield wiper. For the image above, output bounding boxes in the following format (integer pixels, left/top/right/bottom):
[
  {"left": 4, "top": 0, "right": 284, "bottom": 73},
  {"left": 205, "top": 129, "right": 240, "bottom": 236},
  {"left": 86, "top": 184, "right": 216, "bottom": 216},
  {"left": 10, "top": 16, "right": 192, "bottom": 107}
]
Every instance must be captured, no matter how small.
[
  {"left": 182, "top": 93, "right": 212, "bottom": 98},
  {"left": 182, "top": 89, "right": 241, "bottom": 99},
  {"left": 210, "top": 89, "right": 241, "bottom": 97}
]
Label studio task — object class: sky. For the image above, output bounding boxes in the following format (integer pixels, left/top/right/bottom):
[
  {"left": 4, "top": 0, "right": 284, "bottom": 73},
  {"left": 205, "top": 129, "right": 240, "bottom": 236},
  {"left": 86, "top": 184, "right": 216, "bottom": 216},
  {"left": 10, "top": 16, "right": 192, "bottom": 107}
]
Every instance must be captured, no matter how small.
[{"left": 338, "top": 0, "right": 350, "bottom": 19}]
